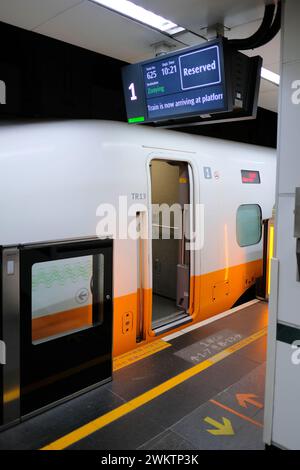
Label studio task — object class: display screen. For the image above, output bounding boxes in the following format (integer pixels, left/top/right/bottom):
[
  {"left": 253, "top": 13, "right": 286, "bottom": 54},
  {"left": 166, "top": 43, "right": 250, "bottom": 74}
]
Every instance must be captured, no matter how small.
[
  {"left": 241, "top": 170, "right": 261, "bottom": 184},
  {"left": 122, "top": 39, "right": 228, "bottom": 123},
  {"left": 143, "top": 44, "right": 225, "bottom": 120}
]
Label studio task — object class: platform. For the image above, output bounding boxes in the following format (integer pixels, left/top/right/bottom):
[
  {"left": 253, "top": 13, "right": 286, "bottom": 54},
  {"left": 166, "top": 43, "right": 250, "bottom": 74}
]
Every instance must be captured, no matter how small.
[{"left": 0, "top": 300, "right": 268, "bottom": 451}]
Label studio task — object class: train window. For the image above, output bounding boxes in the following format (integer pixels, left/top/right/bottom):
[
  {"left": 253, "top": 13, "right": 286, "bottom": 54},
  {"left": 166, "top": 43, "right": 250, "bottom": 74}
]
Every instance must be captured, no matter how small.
[
  {"left": 31, "top": 254, "right": 104, "bottom": 344},
  {"left": 236, "top": 204, "right": 262, "bottom": 247}
]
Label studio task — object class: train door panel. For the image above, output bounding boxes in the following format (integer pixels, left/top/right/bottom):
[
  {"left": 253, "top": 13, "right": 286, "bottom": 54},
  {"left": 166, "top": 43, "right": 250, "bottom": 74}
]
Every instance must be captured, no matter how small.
[
  {"left": 1, "top": 247, "right": 20, "bottom": 427},
  {"left": 0, "top": 248, "right": 2, "bottom": 426},
  {"left": 19, "top": 238, "right": 113, "bottom": 417},
  {"left": 150, "top": 159, "right": 192, "bottom": 331}
]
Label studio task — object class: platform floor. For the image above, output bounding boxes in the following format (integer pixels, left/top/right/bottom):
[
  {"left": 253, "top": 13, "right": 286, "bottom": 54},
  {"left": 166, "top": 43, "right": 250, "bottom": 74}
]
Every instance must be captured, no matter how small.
[{"left": 0, "top": 300, "right": 268, "bottom": 450}]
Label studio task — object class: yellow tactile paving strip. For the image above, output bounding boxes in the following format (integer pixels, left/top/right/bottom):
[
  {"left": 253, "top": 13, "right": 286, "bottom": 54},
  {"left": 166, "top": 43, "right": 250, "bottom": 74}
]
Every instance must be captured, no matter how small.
[{"left": 113, "top": 340, "right": 171, "bottom": 372}]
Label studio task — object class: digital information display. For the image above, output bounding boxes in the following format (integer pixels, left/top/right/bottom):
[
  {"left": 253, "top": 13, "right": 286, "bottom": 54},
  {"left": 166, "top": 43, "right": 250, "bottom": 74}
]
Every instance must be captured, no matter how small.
[
  {"left": 241, "top": 170, "right": 261, "bottom": 184},
  {"left": 122, "top": 39, "right": 228, "bottom": 124},
  {"left": 144, "top": 45, "right": 225, "bottom": 119}
]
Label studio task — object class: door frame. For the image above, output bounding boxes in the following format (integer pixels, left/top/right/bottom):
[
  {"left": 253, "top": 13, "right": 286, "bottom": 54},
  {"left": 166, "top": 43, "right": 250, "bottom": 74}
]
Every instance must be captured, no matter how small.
[{"left": 146, "top": 151, "right": 199, "bottom": 335}]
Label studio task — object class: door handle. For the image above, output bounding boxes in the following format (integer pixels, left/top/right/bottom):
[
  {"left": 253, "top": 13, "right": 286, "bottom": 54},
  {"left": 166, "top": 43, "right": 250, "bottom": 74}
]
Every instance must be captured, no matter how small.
[{"left": 0, "top": 340, "right": 6, "bottom": 365}]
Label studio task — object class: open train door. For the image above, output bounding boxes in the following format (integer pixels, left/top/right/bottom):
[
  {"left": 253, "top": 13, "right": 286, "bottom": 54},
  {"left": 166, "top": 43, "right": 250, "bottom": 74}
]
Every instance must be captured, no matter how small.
[
  {"left": 0, "top": 247, "right": 3, "bottom": 426},
  {"left": 150, "top": 159, "right": 193, "bottom": 334},
  {"left": 1, "top": 247, "right": 20, "bottom": 427},
  {"left": 17, "top": 238, "right": 113, "bottom": 418}
]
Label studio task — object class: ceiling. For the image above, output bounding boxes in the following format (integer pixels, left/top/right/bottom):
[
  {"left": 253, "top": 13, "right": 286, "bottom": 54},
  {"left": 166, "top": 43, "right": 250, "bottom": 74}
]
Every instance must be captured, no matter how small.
[{"left": 0, "top": 0, "right": 280, "bottom": 112}]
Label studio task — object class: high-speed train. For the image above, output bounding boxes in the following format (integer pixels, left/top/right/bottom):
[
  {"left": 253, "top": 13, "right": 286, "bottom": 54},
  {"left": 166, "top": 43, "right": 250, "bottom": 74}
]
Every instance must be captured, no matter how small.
[
  {"left": 0, "top": 120, "right": 277, "bottom": 423},
  {"left": 0, "top": 120, "right": 276, "bottom": 361}
]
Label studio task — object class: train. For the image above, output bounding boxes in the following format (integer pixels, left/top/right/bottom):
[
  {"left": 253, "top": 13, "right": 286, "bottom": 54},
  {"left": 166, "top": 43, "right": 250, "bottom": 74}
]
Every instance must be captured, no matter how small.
[
  {"left": 0, "top": 120, "right": 276, "bottom": 423},
  {"left": 0, "top": 119, "right": 276, "bottom": 353}
]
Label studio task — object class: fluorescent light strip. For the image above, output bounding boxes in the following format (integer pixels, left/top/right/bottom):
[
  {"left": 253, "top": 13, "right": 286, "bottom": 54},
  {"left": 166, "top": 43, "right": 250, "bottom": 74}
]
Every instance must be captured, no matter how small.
[
  {"left": 91, "top": 0, "right": 185, "bottom": 35},
  {"left": 91, "top": 1, "right": 280, "bottom": 85},
  {"left": 261, "top": 67, "right": 280, "bottom": 86}
]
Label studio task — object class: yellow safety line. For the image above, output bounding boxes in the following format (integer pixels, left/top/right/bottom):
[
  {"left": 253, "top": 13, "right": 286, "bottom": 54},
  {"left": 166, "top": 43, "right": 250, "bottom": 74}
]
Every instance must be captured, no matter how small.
[
  {"left": 113, "top": 340, "right": 171, "bottom": 371},
  {"left": 41, "top": 327, "right": 267, "bottom": 451}
]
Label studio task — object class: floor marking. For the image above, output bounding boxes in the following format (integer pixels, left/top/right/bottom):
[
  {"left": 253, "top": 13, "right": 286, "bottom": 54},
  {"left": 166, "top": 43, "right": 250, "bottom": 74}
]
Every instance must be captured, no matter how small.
[
  {"left": 162, "top": 300, "right": 260, "bottom": 341},
  {"left": 210, "top": 399, "right": 263, "bottom": 428},
  {"left": 41, "top": 326, "right": 266, "bottom": 450},
  {"left": 204, "top": 417, "right": 235, "bottom": 436},
  {"left": 113, "top": 340, "right": 171, "bottom": 371},
  {"left": 236, "top": 394, "right": 263, "bottom": 409}
]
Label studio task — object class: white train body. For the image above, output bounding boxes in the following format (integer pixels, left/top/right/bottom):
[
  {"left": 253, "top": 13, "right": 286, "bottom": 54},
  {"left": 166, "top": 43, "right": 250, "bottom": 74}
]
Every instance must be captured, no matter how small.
[{"left": 0, "top": 120, "right": 276, "bottom": 355}]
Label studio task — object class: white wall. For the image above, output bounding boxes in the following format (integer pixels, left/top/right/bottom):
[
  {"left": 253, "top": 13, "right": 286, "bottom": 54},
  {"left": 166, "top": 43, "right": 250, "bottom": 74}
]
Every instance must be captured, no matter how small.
[{"left": 265, "top": 0, "right": 300, "bottom": 449}]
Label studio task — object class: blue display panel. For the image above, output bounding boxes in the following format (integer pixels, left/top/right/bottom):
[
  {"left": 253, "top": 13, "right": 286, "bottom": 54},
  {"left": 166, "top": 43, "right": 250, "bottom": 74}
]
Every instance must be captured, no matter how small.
[{"left": 122, "top": 39, "right": 228, "bottom": 123}]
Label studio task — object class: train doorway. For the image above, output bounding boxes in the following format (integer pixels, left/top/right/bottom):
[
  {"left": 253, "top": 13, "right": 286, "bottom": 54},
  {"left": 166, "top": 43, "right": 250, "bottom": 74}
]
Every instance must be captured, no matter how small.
[{"left": 150, "top": 160, "right": 191, "bottom": 332}]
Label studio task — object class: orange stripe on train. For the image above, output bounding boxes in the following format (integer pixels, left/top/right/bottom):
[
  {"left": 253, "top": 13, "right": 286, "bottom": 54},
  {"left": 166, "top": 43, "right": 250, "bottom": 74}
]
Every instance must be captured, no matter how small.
[{"left": 32, "top": 259, "right": 262, "bottom": 355}]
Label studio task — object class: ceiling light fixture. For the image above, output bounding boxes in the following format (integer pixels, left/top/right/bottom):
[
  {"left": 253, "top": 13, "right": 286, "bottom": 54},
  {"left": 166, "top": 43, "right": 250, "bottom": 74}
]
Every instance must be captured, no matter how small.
[
  {"left": 261, "top": 67, "right": 280, "bottom": 86},
  {"left": 91, "top": 1, "right": 280, "bottom": 86},
  {"left": 90, "top": 0, "right": 185, "bottom": 35}
]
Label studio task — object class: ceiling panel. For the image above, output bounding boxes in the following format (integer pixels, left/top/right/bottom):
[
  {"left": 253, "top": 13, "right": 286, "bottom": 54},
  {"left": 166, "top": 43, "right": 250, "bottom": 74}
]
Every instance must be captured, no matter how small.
[
  {"left": 136, "top": 0, "right": 266, "bottom": 32},
  {"left": 0, "top": 0, "right": 83, "bottom": 30},
  {"left": 35, "top": 1, "right": 179, "bottom": 63}
]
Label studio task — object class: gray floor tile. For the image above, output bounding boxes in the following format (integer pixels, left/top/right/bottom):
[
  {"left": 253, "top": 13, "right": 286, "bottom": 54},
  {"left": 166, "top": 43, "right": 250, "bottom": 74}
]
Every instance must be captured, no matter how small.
[
  {"left": 190, "top": 354, "right": 260, "bottom": 393},
  {"left": 67, "top": 408, "right": 165, "bottom": 450},
  {"left": 139, "top": 430, "right": 197, "bottom": 450},
  {"left": 140, "top": 375, "right": 219, "bottom": 428},
  {"left": 110, "top": 350, "right": 190, "bottom": 401},
  {"left": 0, "top": 385, "right": 123, "bottom": 450},
  {"left": 235, "top": 336, "right": 267, "bottom": 365}
]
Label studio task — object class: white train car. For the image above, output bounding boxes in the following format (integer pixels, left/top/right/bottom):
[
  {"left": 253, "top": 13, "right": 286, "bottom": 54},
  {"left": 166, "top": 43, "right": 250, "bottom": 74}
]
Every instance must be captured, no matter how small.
[
  {"left": 0, "top": 120, "right": 276, "bottom": 360},
  {"left": 0, "top": 120, "right": 277, "bottom": 423}
]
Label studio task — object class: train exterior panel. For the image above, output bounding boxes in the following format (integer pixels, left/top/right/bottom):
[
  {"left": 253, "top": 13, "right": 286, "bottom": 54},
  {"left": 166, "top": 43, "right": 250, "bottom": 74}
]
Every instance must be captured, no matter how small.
[{"left": 0, "top": 120, "right": 276, "bottom": 357}]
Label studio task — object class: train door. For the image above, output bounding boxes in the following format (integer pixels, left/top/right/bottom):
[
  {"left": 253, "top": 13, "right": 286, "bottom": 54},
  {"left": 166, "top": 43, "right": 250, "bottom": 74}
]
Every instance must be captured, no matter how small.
[
  {"left": 0, "top": 248, "right": 3, "bottom": 426},
  {"left": 150, "top": 160, "right": 192, "bottom": 332},
  {"left": 13, "top": 238, "right": 112, "bottom": 418},
  {"left": 1, "top": 247, "right": 21, "bottom": 426}
]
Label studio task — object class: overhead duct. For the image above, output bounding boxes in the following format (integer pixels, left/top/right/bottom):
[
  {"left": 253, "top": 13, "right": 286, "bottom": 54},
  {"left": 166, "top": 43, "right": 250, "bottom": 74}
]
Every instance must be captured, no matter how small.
[
  {"left": 228, "top": 1, "right": 281, "bottom": 51},
  {"left": 255, "top": 1, "right": 282, "bottom": 48}
]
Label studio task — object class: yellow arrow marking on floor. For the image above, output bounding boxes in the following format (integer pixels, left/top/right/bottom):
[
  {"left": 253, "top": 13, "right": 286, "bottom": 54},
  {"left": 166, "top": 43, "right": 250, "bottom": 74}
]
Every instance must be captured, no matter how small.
[{"left": 204, "top": 417, "right": 234, "bottom": 436}]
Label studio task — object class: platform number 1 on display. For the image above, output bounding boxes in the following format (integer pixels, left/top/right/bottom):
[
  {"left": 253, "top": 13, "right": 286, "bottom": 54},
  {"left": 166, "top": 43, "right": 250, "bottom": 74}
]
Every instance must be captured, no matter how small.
[
  {"left": 122, "top": 64, "right": 146, "bottom": 123},
  {"left": 129, "top": 82, "right": 137, "bottom": 101}
]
